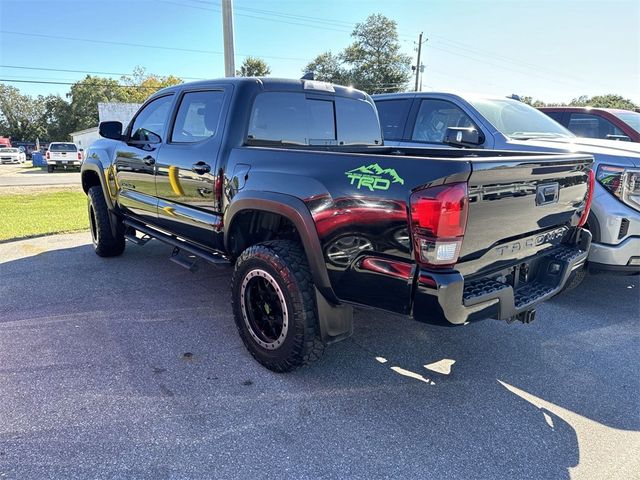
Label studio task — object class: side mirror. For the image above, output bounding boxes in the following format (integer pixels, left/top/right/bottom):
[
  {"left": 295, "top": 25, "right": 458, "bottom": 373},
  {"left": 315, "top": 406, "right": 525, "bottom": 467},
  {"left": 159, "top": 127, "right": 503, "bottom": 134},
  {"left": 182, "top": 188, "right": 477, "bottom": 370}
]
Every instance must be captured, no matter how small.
[
  {"left": 99, "top": 121, "right": 123, "bottom": 140},
  {"left": 444, "top": 127, "right": 482, "bottom": 148}
]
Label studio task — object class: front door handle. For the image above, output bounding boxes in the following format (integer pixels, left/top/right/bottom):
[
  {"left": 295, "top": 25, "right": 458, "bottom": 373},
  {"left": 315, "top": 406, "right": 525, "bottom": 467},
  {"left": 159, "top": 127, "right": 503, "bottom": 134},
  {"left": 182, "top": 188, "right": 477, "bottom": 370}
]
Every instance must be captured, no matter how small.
[
  {"left": 143, "top": 155, "right": 155, "bottom": 166},
  {"left": 192, "top": 161, "right": 211, "bottom": 175}
]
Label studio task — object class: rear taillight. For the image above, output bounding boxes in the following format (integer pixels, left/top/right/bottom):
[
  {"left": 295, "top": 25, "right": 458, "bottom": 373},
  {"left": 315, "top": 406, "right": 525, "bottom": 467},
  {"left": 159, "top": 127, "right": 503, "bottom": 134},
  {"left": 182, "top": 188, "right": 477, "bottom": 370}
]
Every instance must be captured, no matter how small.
[
  {"left": 77, "top": 152, "right": 82, "bottom": 160},
  {"left": 409, "top": 182, "right": 469, "bottom": 268},
  {"left": 46, "top": 151, "right": 50, "bottom": 160},
  {"left": 578, "top": 169, "right": 595, "bottom": 227}
]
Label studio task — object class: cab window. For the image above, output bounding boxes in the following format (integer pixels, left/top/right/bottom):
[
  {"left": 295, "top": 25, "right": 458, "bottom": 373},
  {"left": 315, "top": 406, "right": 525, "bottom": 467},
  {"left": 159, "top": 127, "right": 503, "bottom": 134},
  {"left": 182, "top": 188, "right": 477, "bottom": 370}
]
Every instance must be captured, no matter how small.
[
  {"left": 130, "top": 95, "right": 174, "bottom": 142},
  {"left": 171, "top": 91, "right": 225, "bottom": 143},
  {"left": 412, "top": 99, "right": 474, "bottom": 143},
  {"left": 567, "top": 113, "right": 624, "bottom": 140}
]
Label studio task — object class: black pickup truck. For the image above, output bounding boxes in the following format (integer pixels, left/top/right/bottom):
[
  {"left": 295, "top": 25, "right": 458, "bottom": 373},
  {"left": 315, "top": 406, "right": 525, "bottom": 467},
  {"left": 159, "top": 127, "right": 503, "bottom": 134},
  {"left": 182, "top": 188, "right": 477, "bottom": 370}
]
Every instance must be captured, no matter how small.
[{"left": 81, "top": 77, "right": 593, "bottom": 372}]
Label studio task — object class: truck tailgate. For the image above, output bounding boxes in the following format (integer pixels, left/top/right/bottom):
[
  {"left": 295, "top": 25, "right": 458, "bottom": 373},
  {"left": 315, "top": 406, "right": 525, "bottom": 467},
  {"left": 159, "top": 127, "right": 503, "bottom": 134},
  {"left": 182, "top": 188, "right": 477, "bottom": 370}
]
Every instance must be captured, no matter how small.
[
  {"left": 50, "top": 151, "right": 77, "bottom": 161},
  {"left": 458, "top": 153, "right": 592, "bottom": 276}
]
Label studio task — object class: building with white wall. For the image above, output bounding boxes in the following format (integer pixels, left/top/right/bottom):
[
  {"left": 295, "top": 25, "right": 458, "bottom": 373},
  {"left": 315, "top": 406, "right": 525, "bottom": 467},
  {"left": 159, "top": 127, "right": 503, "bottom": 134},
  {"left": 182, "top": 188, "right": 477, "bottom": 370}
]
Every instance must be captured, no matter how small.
[{"left": 70, "top": 102, "right": 141, "bottom": 153}]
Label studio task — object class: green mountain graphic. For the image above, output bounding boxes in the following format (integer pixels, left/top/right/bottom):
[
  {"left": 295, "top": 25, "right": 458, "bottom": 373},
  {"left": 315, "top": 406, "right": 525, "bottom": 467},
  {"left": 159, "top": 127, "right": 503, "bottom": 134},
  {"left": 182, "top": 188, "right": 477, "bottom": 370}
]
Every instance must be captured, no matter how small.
[{"left": 346, "top": 163, "right": 404, "bottom": 184}]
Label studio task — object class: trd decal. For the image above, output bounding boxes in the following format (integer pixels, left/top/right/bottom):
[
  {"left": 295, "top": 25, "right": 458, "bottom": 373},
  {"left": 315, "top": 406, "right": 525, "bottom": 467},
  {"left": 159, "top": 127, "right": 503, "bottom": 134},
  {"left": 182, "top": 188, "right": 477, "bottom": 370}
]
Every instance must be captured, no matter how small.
[{"left": 345, "top": 163, "right": 404, "bottom": 191}]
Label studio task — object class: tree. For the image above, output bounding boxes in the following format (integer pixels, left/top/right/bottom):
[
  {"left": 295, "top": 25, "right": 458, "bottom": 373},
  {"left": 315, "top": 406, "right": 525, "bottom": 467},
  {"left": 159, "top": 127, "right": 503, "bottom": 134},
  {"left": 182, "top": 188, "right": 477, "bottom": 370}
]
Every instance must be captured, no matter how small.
[
  {"left": 236, "top": 57, "right": 271, "bottom": 77},
  {"left": 65, "top": 69, "right": 183, "bottom": 131},
  {"left": 118, "top": 67, "right": 183, "bottom": 103},
  {"left": 303, "top": 14, "right": 411, "bottom": 93},
  {"left": 303, "top": 52, "right": 350, "bottom": 85},
  {"left": 67, "top": 75, "right": 126, "bottom": 132},
  {"left": 41, "top": 95, "right": 74, "bottom": 140},
  {"left": 567, "top": 94, "right": 638, "bottom": 110},
  {"left": 0, "top": 84, "right": 47, "bottom": 141},
  {"left": 342, "top": 14, "right": 412, "bottom": 93},
  {"left": 520, "top": 96, "right": 546, "bottom": 107}
]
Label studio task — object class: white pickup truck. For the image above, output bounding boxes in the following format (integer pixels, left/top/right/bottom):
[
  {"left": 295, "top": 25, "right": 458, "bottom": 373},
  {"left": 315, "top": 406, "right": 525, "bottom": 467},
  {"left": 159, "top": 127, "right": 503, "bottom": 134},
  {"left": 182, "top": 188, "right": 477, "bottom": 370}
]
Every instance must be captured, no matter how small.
[{"left": 46, "top": 142, "right": 83, "bottom": 172}]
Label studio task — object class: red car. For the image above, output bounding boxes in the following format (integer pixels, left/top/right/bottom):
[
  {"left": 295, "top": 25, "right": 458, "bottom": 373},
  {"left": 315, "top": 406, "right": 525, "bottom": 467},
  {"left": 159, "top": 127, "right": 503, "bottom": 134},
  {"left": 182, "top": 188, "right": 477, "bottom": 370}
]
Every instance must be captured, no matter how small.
[{"left": 539, "top": 107, "right": 640, "bottom": 143}]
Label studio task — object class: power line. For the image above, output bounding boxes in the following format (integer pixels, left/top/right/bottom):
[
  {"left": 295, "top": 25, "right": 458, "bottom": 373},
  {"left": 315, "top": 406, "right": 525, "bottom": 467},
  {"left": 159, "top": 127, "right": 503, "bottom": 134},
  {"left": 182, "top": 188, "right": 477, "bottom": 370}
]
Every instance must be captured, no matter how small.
[
  {"left": 0, "top": 77, "right": 410, "bottom": 91},
  {"left": 426, "top": 44, "right": 593, "bottom": 90},
  {"left": 0, "top": 30, "right": 309, "bottom": 62},
  {"left": 160, "top": 0, "right": 357, "bottom": 35},
  {"left": 174, "top": 1, "right": 598, "bottom": 88},
  {"left": 0, "top": 64, "right": 206, "bottom": 80},
  {"left": 0, "top": 30, "right": 220, "bottom": 55},
  {"left": 0, "top": 78, "right": 167, "bottom": 90}
]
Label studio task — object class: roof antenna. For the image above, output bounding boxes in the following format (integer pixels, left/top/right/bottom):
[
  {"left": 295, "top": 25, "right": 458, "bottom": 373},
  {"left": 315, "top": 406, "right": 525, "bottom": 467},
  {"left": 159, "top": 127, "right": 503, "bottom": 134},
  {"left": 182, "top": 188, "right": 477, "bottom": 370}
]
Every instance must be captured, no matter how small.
[{"left": 301, "top": 72, "right": 315, "bottom": 80}]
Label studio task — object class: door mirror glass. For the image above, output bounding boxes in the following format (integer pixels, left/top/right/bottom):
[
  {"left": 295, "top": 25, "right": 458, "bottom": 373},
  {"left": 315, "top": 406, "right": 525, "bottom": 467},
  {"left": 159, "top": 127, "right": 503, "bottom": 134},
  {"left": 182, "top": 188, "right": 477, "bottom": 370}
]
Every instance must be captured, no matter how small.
[
  {"left": 443, "top": 127, "right": 482, "bottom": 148},
  {"left": 127, "top": 129, "right": 162, "bottom": 145},
  {"left": 99, "top": 121, "right": 123, "bottom": 140}
]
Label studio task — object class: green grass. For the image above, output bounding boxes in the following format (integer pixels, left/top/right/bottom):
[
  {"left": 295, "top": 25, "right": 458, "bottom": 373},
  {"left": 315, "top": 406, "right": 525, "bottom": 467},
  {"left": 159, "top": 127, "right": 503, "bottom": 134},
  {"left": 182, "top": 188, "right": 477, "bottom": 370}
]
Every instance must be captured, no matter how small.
[{"left": 0, "top": 190, "right": 89, "bottom": 241}]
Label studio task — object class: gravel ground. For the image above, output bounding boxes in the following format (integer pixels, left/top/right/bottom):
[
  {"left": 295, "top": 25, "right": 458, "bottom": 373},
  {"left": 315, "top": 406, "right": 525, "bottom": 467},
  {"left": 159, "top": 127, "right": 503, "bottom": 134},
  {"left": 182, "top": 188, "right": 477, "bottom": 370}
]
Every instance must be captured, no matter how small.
[{"left": 0, "top": 232, "right": 638, "bottom": 480}]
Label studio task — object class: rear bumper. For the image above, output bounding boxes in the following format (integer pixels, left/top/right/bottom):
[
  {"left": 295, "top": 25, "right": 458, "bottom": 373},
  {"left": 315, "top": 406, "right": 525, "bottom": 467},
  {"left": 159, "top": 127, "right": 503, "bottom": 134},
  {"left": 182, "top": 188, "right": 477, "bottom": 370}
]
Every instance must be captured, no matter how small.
[
  {"left": 48, "top": 160, "right": 82, "bottom": 167},
  {"left": 413, "top": 229, "right": 592, "bottom": 325}
]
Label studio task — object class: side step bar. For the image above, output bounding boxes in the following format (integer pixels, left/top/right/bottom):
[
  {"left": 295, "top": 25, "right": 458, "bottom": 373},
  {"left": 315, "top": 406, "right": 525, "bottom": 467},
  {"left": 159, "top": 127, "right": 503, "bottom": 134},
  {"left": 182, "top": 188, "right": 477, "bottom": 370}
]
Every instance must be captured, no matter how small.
[
  {"left": 123, "top": 219, "right": 230, "bottom": 267},
  {"left": 124, "top": 231, "right": 151, "bottom": 246}
]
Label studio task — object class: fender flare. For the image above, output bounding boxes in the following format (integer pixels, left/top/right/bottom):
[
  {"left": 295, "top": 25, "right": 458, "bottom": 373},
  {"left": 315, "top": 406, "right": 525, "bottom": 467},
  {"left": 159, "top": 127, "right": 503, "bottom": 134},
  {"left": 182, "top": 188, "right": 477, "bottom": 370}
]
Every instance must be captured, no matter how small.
[
  {"left": 224, "top": 190, "right": 336, "bottom": 302},
  {"left": 81, "top": 153, "right": 114, "bottom": 210},
  {"left": 81, "top": 153, "right": 120, "bottom": 237},
  {"left": 225, "top": 191, "right": 353, "bottom": 343}
]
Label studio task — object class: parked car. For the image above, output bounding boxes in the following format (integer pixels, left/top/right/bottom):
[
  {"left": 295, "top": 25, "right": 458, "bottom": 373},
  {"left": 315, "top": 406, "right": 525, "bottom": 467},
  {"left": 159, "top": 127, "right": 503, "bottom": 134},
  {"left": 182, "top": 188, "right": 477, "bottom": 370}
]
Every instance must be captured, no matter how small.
[
  {"left": 0, "top": 147, "right": 27, "bottom": 164},
  {"left": 81, "top": 78, "right": 593, "bottom": 372},
  {"left": 539, "top": 107, "right": 640, "bottom": 142},
  {"left": 45, "top": 142, "right": 83, "bottom": 172},
  {"left": 373, "top": 92, "right": 640, "bottom": 284}
]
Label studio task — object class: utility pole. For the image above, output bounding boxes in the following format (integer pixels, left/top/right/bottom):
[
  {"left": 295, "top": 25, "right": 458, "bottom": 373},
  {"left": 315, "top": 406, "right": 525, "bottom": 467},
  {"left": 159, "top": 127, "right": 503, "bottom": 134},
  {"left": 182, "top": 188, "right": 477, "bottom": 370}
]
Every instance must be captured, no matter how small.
[
  {"left": 222, "top": 0, "right": 235, "bottom": 77},
  {"left": 414, "top": 32, "right": 423, "bottom": 92}
]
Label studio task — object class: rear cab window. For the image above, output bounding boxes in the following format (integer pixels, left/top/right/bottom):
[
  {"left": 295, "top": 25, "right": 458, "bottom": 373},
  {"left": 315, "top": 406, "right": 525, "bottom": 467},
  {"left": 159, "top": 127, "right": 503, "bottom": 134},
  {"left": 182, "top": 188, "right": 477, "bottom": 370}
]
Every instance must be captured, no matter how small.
[
  {"left": 50, "top": 143, "right": 77, "bottom": 152},
  {"left": 247, "top": 92, "right": 381, "bottom": 146}
]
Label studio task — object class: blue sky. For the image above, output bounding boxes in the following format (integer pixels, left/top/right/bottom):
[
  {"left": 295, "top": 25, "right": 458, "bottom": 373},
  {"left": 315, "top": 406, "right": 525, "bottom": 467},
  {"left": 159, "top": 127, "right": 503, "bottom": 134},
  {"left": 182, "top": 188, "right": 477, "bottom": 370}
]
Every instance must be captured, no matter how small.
[{"left": 0, "top": 0, "right": 638, "bottom": 104}]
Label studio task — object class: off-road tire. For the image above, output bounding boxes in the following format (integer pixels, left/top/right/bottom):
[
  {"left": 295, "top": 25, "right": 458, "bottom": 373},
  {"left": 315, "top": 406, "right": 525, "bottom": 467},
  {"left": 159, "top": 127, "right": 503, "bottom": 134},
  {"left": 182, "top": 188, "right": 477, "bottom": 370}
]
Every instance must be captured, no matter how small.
[
  {"left": 47, "top": 165, "right": 54, "bottom": 173},
  {"left": 231, "top": 240, "right": 325, "bottom": 372},
  {"left": 87, "top": 186, "right": 125, "bottom": 257}
]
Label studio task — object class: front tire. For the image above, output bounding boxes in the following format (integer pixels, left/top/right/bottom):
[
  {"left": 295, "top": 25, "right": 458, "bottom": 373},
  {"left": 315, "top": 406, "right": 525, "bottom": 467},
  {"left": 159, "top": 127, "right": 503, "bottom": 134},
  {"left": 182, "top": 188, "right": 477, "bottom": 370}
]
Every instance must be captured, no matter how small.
[
  {"left": 231, "top": 240, "right": 324, "bottom": 372},
  {"left": 87, "top": 186, "right": 125, "bottom": 257}
]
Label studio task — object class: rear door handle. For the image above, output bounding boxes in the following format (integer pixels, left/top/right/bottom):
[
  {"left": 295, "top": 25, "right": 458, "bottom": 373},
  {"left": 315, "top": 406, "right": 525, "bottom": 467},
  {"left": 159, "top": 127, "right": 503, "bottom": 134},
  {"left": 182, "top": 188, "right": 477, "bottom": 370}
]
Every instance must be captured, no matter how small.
[
  {"left": 192, "top": 161, "right": 211, "bottom": 175},
  {"left": 143, "top": 155, "right": 155, "bottom": 166}
]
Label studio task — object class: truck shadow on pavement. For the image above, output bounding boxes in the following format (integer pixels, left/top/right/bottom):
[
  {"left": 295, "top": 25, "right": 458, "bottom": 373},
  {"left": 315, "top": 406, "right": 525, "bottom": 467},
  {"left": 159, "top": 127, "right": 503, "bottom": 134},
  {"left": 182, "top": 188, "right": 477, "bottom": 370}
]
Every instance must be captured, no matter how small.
[{"left": 0, "top": 237, "right": 637, "bottom": 479}]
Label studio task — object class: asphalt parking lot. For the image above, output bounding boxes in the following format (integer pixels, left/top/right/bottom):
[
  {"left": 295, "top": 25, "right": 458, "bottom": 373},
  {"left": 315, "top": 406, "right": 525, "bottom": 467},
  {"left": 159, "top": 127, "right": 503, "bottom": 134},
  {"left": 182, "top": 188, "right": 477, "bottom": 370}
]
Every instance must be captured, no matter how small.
[
  {"left": 0, "top": 232, "right": 638, "bottom": 479},
  {"left": 0, "top": 163, "right": 80, "bottom": 189}
]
